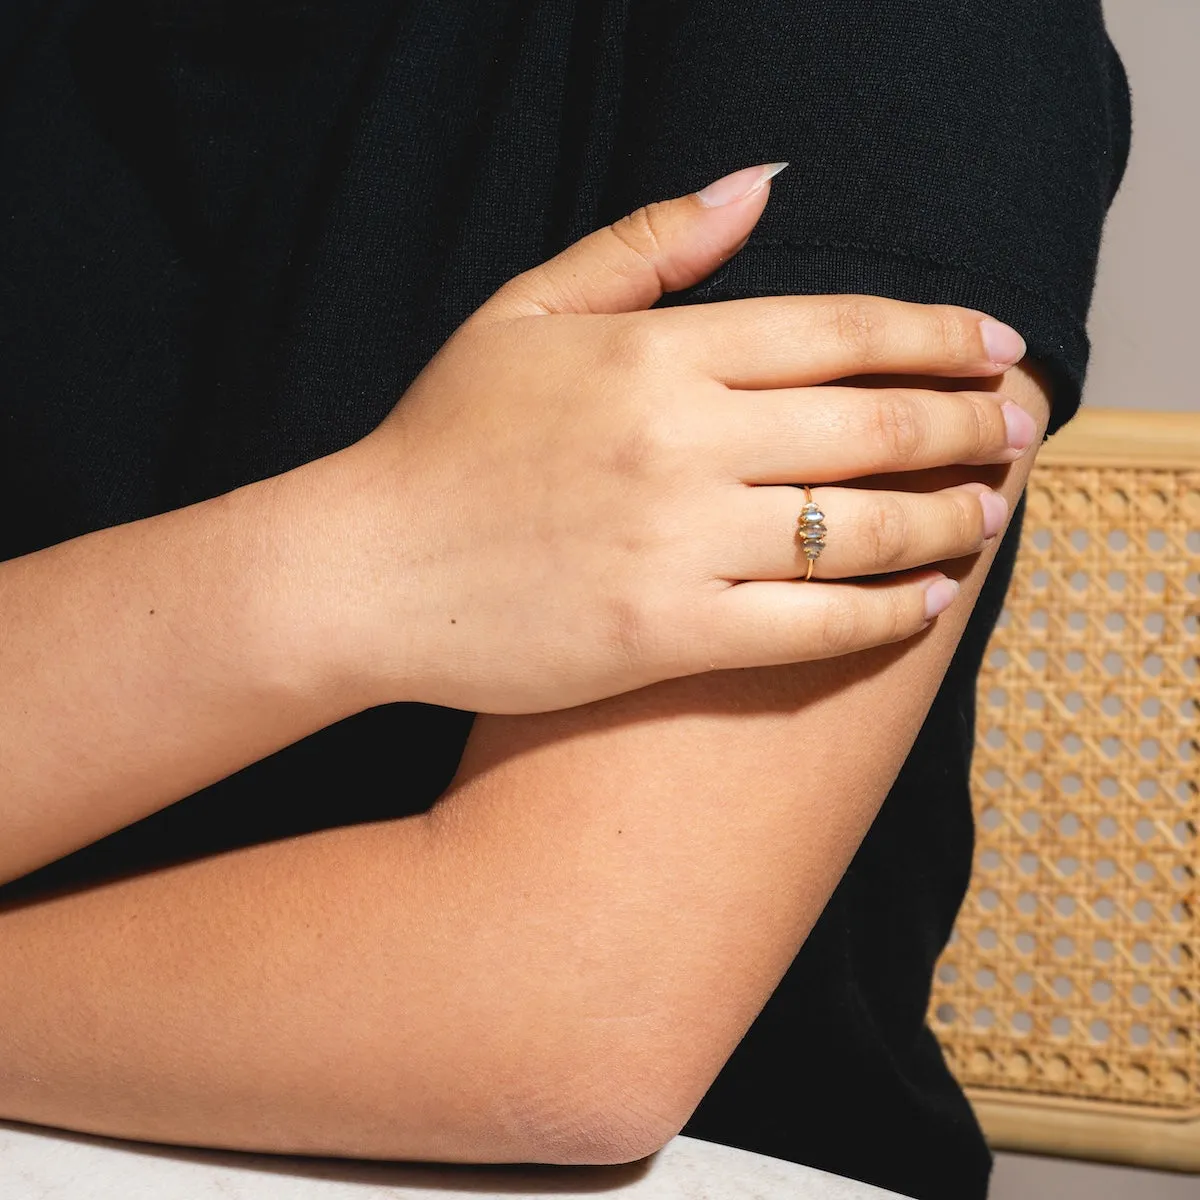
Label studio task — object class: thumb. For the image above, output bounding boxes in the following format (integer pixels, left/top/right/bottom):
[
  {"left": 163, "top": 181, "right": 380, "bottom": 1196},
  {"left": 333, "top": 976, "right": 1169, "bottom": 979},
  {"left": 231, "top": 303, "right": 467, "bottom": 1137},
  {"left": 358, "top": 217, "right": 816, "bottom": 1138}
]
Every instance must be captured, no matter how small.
[{"left": 474, "top": 162, "right": 788, "bottom": 323}]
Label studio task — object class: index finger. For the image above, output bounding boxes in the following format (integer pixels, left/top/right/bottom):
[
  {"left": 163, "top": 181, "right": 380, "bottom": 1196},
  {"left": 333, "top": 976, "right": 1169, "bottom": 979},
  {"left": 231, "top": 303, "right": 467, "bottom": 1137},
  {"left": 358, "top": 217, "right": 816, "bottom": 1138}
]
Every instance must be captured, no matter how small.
[{"left": 650, "top": 294, "right": 1026, "bottom": 388}]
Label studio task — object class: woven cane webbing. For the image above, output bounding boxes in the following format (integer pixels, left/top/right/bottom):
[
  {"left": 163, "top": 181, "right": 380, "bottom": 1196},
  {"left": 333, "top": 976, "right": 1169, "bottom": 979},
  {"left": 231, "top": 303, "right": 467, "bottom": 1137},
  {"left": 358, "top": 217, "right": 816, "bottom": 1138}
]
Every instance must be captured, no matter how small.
[{"left": 928, "top": 427, "right": 1199, "bottom": 1118}]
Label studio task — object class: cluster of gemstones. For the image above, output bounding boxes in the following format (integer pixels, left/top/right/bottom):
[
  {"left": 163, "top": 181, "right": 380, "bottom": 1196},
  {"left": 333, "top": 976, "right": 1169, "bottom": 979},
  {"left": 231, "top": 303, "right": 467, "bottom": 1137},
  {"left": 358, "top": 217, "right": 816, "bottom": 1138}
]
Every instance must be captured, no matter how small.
[{"left": 798, "top": 499, "right": 827, "bottom": 560}]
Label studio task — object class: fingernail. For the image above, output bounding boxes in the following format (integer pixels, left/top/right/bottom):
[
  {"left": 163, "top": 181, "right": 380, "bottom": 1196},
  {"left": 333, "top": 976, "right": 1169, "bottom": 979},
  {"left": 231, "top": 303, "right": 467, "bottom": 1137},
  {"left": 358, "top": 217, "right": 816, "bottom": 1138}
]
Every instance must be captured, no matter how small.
[
  {"left": 979, "top": 489, "right": 1009, "bottom": 539},
  {"left": 1002, "top": 401, "right": 1036, "bottom": 451},
  {"left": 924, "top": 576, "right": 960, "bottom": 621},
  {"left": 696, "top": 162, "right": 789, "bottom": 207},
  {"left": 980, "top": 318, "right": 1026, "bottom": 366}
]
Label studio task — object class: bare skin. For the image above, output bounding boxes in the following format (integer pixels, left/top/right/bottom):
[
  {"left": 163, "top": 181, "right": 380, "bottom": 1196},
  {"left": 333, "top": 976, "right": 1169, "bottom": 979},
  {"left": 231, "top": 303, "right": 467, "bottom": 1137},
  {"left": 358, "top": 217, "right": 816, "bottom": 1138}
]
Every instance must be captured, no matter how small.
[{"left": 0, "top": 164, "right": 1034, "bottom": 883}]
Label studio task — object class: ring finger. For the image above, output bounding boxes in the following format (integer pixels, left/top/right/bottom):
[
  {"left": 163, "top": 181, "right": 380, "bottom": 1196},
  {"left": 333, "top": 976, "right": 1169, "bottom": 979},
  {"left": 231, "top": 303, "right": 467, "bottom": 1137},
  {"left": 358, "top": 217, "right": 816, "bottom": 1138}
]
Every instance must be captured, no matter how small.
[{"left": 718, "top": 481, "right": 1008, "bottom": 581}]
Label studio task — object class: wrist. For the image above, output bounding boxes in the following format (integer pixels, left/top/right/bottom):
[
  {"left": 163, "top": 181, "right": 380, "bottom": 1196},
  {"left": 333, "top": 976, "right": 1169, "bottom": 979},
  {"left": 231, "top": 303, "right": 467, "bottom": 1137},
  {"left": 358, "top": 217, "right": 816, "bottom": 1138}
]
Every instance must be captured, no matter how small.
[{"left": 266, "top": 437, "right": 434, "bottom": 716}]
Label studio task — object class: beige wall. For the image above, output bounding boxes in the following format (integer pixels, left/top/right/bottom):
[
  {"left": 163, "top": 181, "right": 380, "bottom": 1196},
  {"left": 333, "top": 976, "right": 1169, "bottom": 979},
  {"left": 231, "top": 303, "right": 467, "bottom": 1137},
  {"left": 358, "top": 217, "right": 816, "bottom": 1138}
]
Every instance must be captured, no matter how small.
[{"left": 1085, "top": 0, "right": 1199, "bottom": 415}]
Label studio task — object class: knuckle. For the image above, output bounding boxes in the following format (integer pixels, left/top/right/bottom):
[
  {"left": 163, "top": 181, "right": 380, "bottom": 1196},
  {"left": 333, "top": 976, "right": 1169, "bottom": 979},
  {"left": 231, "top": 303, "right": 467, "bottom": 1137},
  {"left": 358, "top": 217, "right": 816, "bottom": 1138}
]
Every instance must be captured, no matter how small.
[
  {"left": 962, "top": 394, "right": 991, "bottom": 459},
  {"left": 829, "top": 296, "right": 888, "bottom": 366},
  {"left": 954, "top": 491, "right": 985, "bottom": 545},
  {"left": 960, "top": 391, "right": 1000, "bottom": 459},
  {"left": 863, "top": 494, "right": 910, "bottom": 570},
  {"left": 869, "top": 390, "right": 924, "bottom": 465},
  {"left": 935, "top": 305, "right": 975, "bottom": 364},
  {"left": 603, "top": 316, "right": 656, "bottom": 369},
  {"left": 816, "top": 592, "right": 863, "bottom": 657},
  {"left": 886, "top": 592, "right": 921, "bottom": 644},
  {"left": 871, "top": 594, "right": 905, "bottom": 647},
  {"left": 605, "top": 408, "right": 686, "bottom": 480},
  {"left": 609, "top": 204, "right": 668, "bottom": 272},
  {"left": 602, "top": 315, "right": 674, "bottom": 373},
  {"left": 981, "top": 394, "right": 1011, "bottom": 455}
]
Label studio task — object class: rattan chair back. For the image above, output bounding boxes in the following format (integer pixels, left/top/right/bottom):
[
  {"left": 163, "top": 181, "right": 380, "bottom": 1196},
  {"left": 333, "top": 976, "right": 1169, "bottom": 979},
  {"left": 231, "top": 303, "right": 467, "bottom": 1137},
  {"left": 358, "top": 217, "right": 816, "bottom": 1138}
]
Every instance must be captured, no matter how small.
[{"left": 928, "top": 409, "right": 1199, "bottom": 1171}]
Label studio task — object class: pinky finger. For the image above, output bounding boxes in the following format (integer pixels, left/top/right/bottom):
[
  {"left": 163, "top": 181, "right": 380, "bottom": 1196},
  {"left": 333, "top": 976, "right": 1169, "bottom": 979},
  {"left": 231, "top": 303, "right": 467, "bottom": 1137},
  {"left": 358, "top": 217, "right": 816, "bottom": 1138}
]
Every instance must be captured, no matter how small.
[{"left": 702, "top": 569, "right": 959, "bottom": 669}]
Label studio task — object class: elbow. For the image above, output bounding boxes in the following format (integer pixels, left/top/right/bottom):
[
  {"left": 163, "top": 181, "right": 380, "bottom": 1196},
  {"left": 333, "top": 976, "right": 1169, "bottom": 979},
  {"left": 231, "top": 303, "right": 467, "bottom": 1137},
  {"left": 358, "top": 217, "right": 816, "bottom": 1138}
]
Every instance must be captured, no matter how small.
[
  {"left": 525, "top": 1100, "right": 685, "bottom": 1168},
  {"left": 365, "top": 1007, "right": 723, "bottom": 1165},
  {"left": 514, "top": 1045, "right": 709, "bottom": 1166},
  {"left": 523, "top": 1098, "right": 687, "bottom": 1168}
]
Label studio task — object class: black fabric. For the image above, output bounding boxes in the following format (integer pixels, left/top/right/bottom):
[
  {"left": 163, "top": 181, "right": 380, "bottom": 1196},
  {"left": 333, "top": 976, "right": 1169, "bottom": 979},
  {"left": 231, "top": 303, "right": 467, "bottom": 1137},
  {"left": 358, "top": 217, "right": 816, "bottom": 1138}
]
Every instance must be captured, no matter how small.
[{"left": 0, "top": 3, "right": 1130, "bottom": 1197}]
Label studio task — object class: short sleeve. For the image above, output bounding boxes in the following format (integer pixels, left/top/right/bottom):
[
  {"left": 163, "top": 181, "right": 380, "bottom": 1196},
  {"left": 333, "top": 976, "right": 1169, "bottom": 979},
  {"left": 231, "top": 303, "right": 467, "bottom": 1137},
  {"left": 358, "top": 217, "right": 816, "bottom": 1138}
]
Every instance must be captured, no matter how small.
[{"left": 601, "top": 0, "right": 1132, "bottom": 439}]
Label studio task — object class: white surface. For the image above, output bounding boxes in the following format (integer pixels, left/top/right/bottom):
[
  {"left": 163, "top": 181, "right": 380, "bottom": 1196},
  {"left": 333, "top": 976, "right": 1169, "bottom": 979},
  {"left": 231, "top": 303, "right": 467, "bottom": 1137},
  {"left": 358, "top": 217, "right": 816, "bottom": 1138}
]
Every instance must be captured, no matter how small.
[{"left": 0, "top": 1124, "right": 911, "bottom": 1200}]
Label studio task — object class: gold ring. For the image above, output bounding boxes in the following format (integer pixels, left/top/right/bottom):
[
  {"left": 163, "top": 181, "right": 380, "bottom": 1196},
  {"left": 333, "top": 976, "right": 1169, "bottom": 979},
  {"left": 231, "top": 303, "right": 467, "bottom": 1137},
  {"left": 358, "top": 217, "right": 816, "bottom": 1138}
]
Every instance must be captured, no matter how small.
[{"left": 797, "top": 485, "right": 827, "bottom": 581}]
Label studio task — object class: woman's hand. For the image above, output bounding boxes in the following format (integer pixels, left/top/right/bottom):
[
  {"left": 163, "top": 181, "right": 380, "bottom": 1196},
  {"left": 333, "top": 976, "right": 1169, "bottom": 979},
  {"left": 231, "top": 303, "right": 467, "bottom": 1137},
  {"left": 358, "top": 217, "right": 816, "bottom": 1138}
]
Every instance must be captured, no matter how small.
[
  {"left": 332, "top": 165, "right": 1035, "bottom": 714},
  {"left": 0, "top": 166, "right": 1035, "bottom": 882}
]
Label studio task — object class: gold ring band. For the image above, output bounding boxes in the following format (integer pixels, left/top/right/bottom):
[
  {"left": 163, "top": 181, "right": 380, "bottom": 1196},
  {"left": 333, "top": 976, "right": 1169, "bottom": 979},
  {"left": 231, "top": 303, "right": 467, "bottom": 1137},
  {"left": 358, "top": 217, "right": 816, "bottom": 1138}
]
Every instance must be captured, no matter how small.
[{"left": 797, "top": 484, "right": 827, "bottom": 581}]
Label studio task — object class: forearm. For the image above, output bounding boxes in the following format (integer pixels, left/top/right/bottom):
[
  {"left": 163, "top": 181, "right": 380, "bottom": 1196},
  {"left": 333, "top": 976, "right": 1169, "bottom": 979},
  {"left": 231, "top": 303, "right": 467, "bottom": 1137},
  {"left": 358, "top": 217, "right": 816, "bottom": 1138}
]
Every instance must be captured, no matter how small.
[
  {"left": 0, "top": 814, "right": 610, "bottom": 1165},
  {"left": 0, "top": 446, "right": 388, "bottom": 884},
  {"left": 0, "top": 775, "right": 740, "bottom": 1167}
]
